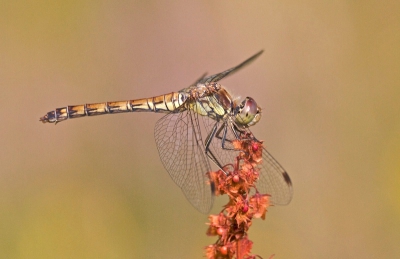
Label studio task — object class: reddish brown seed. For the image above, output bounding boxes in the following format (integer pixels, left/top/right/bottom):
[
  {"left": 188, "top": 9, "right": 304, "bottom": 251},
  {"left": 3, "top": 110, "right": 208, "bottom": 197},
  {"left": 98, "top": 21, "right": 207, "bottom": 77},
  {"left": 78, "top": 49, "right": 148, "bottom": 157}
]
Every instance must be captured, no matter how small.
[
  {"left": 242, "top": 204, "right": 249, "bottom": 213},
  {"left": 220, "top": 246, "right": 228, "bottom": 255},
  {"left": 233, "top": 175, "right": 240, "bottom": 183},
  {"left": 217, "top": 227, "right": 225, "bottom": 236},
  {"left": 252, "top": 143, "right": 259, "bottom": 152}
]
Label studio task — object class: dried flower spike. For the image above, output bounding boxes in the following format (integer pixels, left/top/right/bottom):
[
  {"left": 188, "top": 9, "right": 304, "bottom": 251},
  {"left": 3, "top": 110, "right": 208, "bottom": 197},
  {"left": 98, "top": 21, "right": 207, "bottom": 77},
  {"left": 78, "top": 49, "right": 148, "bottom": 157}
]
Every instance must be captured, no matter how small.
[{"left": 205, "top": 136, "right": 270, "bottom": 259}]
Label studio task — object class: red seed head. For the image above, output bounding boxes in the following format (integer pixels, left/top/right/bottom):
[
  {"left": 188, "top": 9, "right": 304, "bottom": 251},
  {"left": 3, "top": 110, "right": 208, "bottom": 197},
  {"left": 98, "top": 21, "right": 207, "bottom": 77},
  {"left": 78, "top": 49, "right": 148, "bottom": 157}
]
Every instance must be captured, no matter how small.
[
  {"left": 242, "top": 204, "right": 249, "bottom": 213},
  {"left": 252, "top": 143, "right": 259, "bottom": 152},
  {"left": 217, "top": 227, "right": 226, "bottom": 236},
  {"left": 232, "top": 175, "right": 240, "bottom": 183},
  {"left": 220, "top": 246, "right": 228, "bottom": 255}
]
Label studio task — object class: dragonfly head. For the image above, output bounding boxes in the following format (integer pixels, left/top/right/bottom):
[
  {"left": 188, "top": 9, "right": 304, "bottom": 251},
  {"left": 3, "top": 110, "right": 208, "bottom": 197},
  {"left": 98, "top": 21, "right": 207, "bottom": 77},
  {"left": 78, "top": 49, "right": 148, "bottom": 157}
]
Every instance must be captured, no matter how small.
[{"left": 234, "top": 97, "right": 261, "bottom": 127}]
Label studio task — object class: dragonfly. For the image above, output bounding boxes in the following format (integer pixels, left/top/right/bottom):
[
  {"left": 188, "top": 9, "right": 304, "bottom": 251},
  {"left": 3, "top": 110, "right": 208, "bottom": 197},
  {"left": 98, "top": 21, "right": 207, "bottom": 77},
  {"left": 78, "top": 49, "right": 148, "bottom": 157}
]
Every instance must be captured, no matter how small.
[{"left": 40, "top": 50, "right": 293, "bottom": 213}]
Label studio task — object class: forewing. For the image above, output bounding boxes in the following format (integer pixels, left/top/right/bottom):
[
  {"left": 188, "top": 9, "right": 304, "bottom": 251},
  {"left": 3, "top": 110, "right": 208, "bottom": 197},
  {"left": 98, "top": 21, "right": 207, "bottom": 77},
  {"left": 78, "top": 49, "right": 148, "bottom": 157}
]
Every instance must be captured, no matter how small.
[
  {"left": 257, "top": 148, "right": 293, "bottom": 205},
  {"left": 154, "top": 109, "right": 214, "bottom": 213},
  {"left": 199, "top": 50, "right": 264, "bottom": 84}
]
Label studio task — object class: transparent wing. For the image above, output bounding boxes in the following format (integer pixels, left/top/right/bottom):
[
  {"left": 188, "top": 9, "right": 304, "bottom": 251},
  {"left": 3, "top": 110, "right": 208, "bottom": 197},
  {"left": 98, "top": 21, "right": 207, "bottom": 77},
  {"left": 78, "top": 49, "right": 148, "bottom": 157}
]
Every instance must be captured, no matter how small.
[
  {"left": 193, "top": 72, "right": 208, "bottom": 85},
  {"left": 257, "top": 148, "right": 293, "bottom": 205},
  {"left": 154, "top": 109, "right": 214, "bottom": 213},
  {"left": 198, "top": 50, "right": 264, "bottom": 84}
]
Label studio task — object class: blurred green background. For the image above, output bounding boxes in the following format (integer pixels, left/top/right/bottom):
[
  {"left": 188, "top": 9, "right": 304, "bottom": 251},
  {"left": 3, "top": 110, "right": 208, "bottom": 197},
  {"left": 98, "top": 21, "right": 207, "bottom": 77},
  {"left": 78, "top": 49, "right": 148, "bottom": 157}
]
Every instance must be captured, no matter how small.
[{"left": 1, "top": 1, "right": 399, "bottom": 258}]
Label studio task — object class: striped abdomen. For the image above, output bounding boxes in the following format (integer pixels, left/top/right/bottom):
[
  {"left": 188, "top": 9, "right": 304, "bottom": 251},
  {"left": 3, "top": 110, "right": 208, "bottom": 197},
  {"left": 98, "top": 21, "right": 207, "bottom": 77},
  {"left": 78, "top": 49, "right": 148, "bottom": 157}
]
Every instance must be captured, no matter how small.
[{"left": 40, "top": 92, "right": 187, "bottom": 124}]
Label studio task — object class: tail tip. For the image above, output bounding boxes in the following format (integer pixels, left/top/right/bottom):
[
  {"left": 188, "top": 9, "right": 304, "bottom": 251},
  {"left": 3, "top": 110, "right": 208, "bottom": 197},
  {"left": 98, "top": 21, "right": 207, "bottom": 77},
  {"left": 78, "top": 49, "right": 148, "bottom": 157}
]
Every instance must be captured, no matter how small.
[{"left": 39, "top": 115, "right": 49, "bottom": 123}]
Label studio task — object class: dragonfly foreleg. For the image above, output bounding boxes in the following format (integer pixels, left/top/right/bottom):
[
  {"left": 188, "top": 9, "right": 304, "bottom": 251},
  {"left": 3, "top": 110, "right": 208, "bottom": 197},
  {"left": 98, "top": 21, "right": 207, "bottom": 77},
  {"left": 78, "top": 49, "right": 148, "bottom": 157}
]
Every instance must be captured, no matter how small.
[
  {"left": 219, "top": 122, "right": 237, "bottom": 151},
  {"left": 214, "top": 121, "right": 244, "bottom": 151},
  {"left": 205, "top": 122, "right": 229, "bottom": 175}
]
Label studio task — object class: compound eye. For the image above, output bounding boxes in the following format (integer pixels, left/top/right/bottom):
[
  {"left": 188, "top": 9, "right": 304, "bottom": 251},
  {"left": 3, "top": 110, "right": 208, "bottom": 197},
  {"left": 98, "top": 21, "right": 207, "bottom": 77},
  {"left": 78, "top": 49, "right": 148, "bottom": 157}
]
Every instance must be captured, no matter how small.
[{"left": 235, "top": 97, "right": 258, "bottom": 125}]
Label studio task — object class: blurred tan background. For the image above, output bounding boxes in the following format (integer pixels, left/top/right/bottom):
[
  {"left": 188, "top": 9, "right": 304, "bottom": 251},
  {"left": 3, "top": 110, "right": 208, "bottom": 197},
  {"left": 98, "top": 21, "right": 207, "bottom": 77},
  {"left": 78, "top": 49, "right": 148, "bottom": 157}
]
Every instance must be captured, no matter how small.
[{"left": 1, "top": 1, "right": 399, "bottom": 258}]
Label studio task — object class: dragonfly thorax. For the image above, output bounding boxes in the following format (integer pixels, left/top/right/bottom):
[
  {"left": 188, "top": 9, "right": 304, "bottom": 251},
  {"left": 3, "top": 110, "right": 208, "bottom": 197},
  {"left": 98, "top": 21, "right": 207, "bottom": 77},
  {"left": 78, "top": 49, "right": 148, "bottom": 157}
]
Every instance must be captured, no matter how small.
[{"left": 234, "top": 97, "right": 261, "bottom": 127}]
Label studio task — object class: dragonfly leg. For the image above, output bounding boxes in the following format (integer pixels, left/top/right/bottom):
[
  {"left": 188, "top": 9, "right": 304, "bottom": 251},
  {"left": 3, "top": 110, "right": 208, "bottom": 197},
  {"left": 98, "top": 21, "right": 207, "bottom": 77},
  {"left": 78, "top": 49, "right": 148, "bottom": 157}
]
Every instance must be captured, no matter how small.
[
  {"left": 220, "top": 122, "right": 259, "bottom": 147},
  {"left": 205, "top": 122, "right": 229, "bottom": 175},
  {"left": 220, "top": 122, "right": 236, "bottom": 150},
  {"left": 215, "top": 121, "right": 242, "bottom": 151}
]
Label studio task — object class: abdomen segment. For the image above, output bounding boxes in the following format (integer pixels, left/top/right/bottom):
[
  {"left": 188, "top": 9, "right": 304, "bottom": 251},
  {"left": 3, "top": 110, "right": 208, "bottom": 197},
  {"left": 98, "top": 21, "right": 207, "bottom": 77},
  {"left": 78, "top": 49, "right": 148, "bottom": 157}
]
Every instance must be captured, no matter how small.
[{"left": 39, "top": 92, "right": 185, "bottom": 124}]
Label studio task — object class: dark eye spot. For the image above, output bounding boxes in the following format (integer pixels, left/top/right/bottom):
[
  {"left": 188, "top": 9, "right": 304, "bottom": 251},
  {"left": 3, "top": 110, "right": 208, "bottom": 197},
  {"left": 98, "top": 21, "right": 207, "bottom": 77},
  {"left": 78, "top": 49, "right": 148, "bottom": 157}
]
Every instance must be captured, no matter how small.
[{"left": 246, "top": 112, "right": 248, "bottom": 117}]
